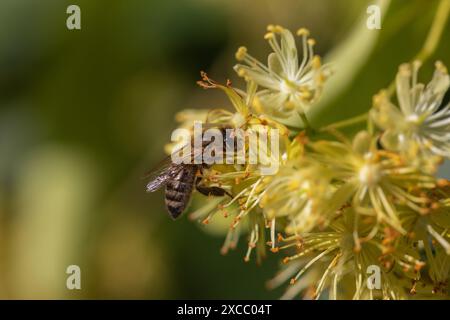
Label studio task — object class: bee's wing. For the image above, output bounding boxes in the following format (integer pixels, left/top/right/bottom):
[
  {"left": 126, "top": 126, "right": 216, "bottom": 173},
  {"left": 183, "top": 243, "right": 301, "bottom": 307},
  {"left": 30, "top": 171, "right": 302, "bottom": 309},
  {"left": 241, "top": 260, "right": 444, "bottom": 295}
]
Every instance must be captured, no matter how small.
[
  {"left": 143, "top": 144, "right": 199, "bottom": 192},
  {"left": 143, "top": 155, "right": 184, "bottom": 192}
]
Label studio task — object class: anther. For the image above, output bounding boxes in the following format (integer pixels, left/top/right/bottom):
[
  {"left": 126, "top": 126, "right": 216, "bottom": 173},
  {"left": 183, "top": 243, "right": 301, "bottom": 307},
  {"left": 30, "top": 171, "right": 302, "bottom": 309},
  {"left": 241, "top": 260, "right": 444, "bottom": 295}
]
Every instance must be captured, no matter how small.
[
  {"left": 237, "top": 68, "right": 246, "bottom": 77},
  {"left": 296, "top": 28, "right": 310, "bottom": 37},
  {"left": 414, "top": 261, "right": 425, "bottom": 272},
  {"left": 435, "top": 60, "right": 448, "bottom": 73},
  {"left": 235, "top": 46, "right": 247, "bottom": 61},
  {"left": 264, "top": 32, "right": 274, "bottom": 40},
  {"left": 412, "top": 60, "right": 422, "bottom": 70},
  {"left": 437, "top": 179, "right": 449, "bottom": 187},
  {"left": 307, "top": 38, "right": 316, "bottom": 46},
  {"left": 399, "top": 63, "right": 411, "bottom": 76},
  {"left": 312, "top": 55, "right": 321, "bottom": 69}
]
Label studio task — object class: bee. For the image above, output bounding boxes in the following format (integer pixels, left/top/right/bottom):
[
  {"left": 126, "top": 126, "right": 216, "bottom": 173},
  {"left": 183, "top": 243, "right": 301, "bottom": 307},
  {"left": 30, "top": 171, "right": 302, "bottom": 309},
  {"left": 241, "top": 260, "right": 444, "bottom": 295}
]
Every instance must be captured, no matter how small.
[{"left": 144, "top": 127, "right": 233, "bottom": 219}]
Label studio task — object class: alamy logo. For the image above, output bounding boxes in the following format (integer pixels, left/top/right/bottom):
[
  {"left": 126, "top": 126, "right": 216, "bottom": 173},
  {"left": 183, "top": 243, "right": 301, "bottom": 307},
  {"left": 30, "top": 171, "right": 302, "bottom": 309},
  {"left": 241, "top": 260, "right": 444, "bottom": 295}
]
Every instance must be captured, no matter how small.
[
  {"left": 66, "top": 265, "right": 81, "bottom": 290},
  {"left": 170, "top": 122, "right": 280, "bottom": 175},
  {"left": 66, "top": 5, "right": 81, "bottom": 30},
  {"left": 366, "top": 265, "right": 381, "bottom": 290},
  {"left": 366, "top": 5, "right": 381, "bottom": 30}
]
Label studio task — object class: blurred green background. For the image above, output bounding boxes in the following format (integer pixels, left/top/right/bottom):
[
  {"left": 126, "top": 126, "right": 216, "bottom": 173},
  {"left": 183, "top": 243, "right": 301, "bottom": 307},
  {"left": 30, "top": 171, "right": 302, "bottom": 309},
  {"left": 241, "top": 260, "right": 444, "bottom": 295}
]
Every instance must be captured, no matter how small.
[{"left": 0, "top": 0, "right": 449, "bottom": 299}]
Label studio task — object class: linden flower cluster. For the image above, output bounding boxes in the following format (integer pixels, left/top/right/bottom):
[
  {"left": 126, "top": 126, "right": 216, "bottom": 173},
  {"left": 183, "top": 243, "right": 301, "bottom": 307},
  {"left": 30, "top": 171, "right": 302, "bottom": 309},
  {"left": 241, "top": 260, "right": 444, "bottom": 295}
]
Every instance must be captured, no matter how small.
[{"left": 167, "top": 26, "right": 450, "bottom": 299}]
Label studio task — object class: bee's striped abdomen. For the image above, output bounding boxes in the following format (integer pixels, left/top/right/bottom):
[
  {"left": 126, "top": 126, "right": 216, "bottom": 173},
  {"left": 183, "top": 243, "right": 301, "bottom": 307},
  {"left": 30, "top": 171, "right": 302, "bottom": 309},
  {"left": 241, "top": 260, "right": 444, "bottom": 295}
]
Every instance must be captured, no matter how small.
[{"left": 165, "top": 166, "right": 197, "bottom": 219}]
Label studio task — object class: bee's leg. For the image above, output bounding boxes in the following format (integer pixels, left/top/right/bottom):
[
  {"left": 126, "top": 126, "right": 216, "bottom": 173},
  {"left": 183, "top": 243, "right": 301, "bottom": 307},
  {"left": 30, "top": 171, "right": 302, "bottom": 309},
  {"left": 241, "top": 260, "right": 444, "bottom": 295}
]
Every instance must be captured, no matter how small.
[{"left": 195, "top": 176, "right": 232, "bottom": 198}]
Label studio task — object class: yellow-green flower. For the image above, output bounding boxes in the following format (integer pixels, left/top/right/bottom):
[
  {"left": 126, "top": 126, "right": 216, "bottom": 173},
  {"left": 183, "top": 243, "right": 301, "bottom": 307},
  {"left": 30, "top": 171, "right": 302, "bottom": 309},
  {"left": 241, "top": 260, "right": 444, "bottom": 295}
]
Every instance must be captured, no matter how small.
[
  {"left": 398, "top": 182, "right": 450, "bottom": 297},
  {"left": 234, "top": 25, "right": 329, "bottom": 118},
  {"left": 309, "top": 131, "right": 436, "bottom": 234},
  {"left": 371, "top": 61, "right": 450, "bottom": 164},
  {"left": 273, "top": 212, "right": 420, "bottom": 300},
  {"left": 197, "top": 71, "right": 290, "bottom": 135},
  {"left": 260, "top": 158, "right": 333, "bottom": 236}
]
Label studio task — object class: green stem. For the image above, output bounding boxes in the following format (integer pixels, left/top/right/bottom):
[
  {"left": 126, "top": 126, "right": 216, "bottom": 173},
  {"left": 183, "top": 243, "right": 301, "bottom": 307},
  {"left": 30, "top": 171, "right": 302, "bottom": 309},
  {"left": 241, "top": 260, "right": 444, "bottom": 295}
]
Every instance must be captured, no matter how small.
[
  {"left": 298, "top": 111, "right": 316, "bottom": 135},
  {"left": 387, "top": 0, "right": 450, "bottom": 96},
  {"left": 298, "top": 111, "right": 311, "bottom": 129},
  {"left": 319, "top": 113, "right": 368, "bottom": 132},
  {"left": 414, "top": 0, "right": 450, "bottom": 63}
]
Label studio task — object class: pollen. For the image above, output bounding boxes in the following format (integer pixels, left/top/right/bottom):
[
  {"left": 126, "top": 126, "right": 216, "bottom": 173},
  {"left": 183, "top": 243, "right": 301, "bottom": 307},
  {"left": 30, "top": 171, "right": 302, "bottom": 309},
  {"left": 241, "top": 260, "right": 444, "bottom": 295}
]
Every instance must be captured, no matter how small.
[
  {"left": 297, "top": 28, "right": 310, "bottom": 36},
  {"left": 237, "top": 68, "right": 246, "bottom": 77},
  {"left": 283, "top": 100, "right": 296, "bottom": 111},
  {"left": 264, "top": 32, "right": 275, "bottom": 40},
  {"left": 300, "top": 90, "right": 311, "bottom": 100},
  {"left": 399, "top": 63, "right": 411, "bottom": 76},
  {"left": 435, "top": 60, "right": 448, "bottom": 73},
  {"left": 437, "top": 179, "right": 449, "bottom": 187},
  {"left": 288, "top": 180, "right": 300, "bottom": 189},
  {"left": 235, "top": 46, "right": 247, "bottom": 61},
  {"left": 267, "top": 25, "right": 284, "bottom": 33},
  {"left": 312, "top": 55, "right": 322, "bottom": 69}
]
